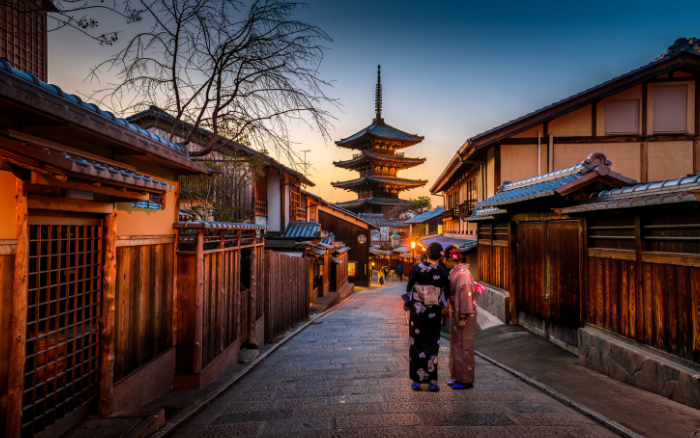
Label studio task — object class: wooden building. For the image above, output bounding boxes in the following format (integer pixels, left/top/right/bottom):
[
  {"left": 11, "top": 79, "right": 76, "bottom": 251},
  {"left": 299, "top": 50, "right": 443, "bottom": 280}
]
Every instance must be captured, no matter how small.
[
  {"left": 405, "top": 207, "right": 445, "bottom": 237},
  {"left": 0, "top": 0, "right": 56, "bottom": 82},
  {"left": 432, "top": 37, "right": 700, "bottom": 238},
  {"left": 468, "top": 151, "right": 700, "bottom": 408},
  {"left": 0, "top": 58, "right": 219, "bottom": 436},
  {"left": 127, "top": 106, "right": 314, "bottom": 232},
  {"left": 303, "top": 191, "right": 375, "bottom": 287}
]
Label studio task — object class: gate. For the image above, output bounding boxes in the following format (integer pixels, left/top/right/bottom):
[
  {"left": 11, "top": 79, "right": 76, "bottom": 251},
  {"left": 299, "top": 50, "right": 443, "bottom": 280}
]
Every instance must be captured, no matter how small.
[
  {"left": 517, "top": 220, "right": 581, "bottom": 350},
  {"left": 23, "top": 217, "right": 102, "bottom": 437}
]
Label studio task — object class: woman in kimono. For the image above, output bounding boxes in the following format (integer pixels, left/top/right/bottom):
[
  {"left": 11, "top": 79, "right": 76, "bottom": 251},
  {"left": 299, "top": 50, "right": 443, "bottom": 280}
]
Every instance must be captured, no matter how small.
[
  {"left": 405, "top": 242, "right": 451, "bottom": 391},
  {"left": 443, "top": 244, "right": 481, "bottom": 389}
]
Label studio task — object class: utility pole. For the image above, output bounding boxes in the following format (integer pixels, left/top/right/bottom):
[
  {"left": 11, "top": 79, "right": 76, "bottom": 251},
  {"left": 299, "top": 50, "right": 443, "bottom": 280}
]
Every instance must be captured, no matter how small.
[{"left": 300, "top": 149, "right": 311, "bottom": 176}]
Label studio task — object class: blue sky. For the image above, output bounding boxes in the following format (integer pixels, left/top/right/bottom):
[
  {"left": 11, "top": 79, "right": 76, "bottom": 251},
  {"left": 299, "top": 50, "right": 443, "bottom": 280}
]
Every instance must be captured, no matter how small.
[{"left": 48, "top": 0, "right": 700, "bottom": 204}]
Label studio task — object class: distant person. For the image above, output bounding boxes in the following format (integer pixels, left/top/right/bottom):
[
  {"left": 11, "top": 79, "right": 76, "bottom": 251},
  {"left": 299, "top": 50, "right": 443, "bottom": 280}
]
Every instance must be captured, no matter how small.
[
  {"left": 443, "top": 244, "right": 482, "bottom": 390},
  {"left": 383, "top": 266, "right": 390, "bottom": 282},
  {"left": 404, "top": 242, "right": 450, "bottom": 391},
  {"left": 378, "top": 268, "right": 385, "bottom": 287},
  {"left": 396, "top": 263, "right": 404, "bottom": 281}
]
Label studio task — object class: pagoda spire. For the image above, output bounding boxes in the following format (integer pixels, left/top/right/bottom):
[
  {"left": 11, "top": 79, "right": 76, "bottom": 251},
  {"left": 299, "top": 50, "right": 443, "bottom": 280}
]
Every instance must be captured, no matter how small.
[{"left": 375, "top": 65, "right": 383, "bottom": 123}]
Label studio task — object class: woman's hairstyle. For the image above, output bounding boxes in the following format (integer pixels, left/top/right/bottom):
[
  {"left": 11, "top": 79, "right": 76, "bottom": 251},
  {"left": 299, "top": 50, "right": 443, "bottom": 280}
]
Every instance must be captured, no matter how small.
[
  {"left": 444, "top": 245, "right": 461, "bottom": 262},
  {"left": 426, "top": 242, "right": 443, "bottom": 261}
]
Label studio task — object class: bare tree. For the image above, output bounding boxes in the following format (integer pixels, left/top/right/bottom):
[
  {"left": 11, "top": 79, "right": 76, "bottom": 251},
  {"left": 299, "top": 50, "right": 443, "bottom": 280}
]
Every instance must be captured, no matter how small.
[
  {"left": 0, "top": 0, "right": 145, "bottom": 45},
  {"left": 89, "top": 0, "right": 336, "bottom": 161}
]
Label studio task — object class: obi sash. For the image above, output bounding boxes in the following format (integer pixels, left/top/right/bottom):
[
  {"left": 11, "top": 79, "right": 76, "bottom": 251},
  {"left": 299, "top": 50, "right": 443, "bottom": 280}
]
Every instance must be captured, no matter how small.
[{"left": 411, "top": 285, "right": 445, "bottom": 306}]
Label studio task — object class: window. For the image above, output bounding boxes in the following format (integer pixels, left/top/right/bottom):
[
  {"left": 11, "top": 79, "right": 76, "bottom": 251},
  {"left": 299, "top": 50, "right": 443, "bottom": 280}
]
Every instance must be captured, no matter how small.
[
  {"left": 290, "top": 183, "right": 302, "bottom": 220},
  {"left": 357, "top": 234, "right": 367, "bottom": 244},
  {"left": 605, "top": 100, "right": 639, "bottom": 134},
  {"left": 348, "top": 262, "right": 356, "bottom": 277},
  {"left": 654, "top": 85, "right": 687, "bottom": 133}
]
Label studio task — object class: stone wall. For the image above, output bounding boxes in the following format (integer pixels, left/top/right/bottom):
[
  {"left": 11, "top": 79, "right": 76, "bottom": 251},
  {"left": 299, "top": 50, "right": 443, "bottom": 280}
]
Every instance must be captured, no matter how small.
[
  {"left": 476, "top": 283, "right": 510, "bottom": 324},
  {"left": 578, "top": 326, "right": 700, "bottom": 409}
]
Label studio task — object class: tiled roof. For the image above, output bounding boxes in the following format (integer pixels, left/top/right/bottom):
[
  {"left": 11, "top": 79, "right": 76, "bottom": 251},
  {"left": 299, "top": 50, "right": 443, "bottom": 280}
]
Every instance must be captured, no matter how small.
[
  {"left": 561, "top": 174, "right": 700, "bottom": 214},
  {"left": 320, "top": 233, "right": 334, "bottom": 245},
  {"left": 475, "top": 153, "right": 633, "bottom": 209},
  {"left": 281, "top": 221, "right": 322, "bottom": 239},
  {"left": 0, "top": 59, "right": 187, "bottom": 155},
  {"left": 359, "top": 213, "right": 390, "bottom": 228},
  {"left": 463, "top": 206, "right": 508, "bottom": 222},
  {"left": 336, "top": 120, "right": 423, "bottom": 147},
  {"left": 337, "top": 198, "right": 410, "bottom": 209},
  {"left": 301, "top": 190, "right": 377, "bottom": 229},
  {"left": 173, "top": 221, "right": 266, "bottom": 229},
  {"left": 419, "top": 234, "right": 478, "bottom": 253},
  {"left": 405, "top": 207, "right": 445, "bottom": 224},
  {"left": 332, "top": 175, "right": 427, "bottom": 189},
  {"left": 333, "top": 153, "right": 425, "bottom": 168}
]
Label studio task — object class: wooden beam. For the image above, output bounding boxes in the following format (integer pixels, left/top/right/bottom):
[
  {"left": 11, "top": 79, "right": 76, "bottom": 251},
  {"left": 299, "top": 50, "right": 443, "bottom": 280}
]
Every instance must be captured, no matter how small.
[
  {"left": 499, "top": 133, "right": 700, "bottom": 145},
  {"left": 28, "top": 175, "right": 150, "bottom": 201},
  {"left": 27, "top": 194, "right": 114, "bottom": 214},
  {"left": 588, "top": 247, "right": 636, "bottom": 261},
  {"left": 494, "top": 144, "right": 501, "bottom": 192},
  {"left": 194, "top": 229, "right": 204, "bottom": 374},
  {"left": 98, "top": 211, "right": 117, "bottom": 417},
  {"left": 249, "top": 245, "right": 257, "bottom": 347},
  {"left": 642, "top": 83, "right": 648, "bottom": 136},
  {"left": 694, "top": 140, "right": 700, "bottom": 175},
  {"left": 641, "top": 142, "right": 648, "bottom": 183},
  {"left": 6, "top": 178, "right": 28, "bottom": 438},
  {"left": 591, "top": 103, "right": 597, "bottom": 137},
  {"left": 695, "top": 77, "right": 700, "bottom": 135},
  {"left": 635, "top": 215, "right": 644, "bottom": 340}
]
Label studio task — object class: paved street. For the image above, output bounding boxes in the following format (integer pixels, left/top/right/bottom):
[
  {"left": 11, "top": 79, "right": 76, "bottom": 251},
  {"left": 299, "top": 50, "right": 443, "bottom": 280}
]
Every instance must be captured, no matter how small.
[{"left": 172, "top": 282, "right": 618, "bottom": 438}]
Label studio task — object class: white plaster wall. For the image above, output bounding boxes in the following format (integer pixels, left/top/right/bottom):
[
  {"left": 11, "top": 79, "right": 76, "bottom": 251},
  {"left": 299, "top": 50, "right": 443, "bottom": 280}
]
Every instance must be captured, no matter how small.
[{"left": 267, "top": 171, "right": 281, "bottom": 232}]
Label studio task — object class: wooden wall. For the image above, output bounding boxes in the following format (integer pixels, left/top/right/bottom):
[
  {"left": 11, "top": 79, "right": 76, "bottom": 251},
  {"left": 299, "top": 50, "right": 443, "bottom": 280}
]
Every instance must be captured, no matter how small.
[
  {"left": 334, "top": 252, "right": 349, "bottom": 292},
  {"left": 114, "top": 244, "right": 174, "bottom": 382},
  {"left": 587, "top": 211, "right": 700, "bottom": 363},
  {"left": 318, "top": 210, "right": 370, "bottom": 286},
  {"left": 264, "top": 250, "right": 310, "bottom": 343},
  {"left": 0, "top": 253, "right": 14, "bottom": 433}
]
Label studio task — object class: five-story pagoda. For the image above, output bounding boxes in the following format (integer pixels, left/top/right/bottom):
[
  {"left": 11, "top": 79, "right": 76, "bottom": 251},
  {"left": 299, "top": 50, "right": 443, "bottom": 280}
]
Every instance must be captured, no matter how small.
[{"left": 332, "top": 66, "right": 427, "bottom": 213}]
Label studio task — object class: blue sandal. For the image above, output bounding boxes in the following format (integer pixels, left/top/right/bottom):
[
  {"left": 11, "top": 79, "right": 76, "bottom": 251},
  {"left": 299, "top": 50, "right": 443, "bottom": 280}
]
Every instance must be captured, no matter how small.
[
  {"left": 451, "top": 382, "right": 473, "bottom": 390},
  {"left": 411, "top": 382, "right": 421, "bottom": 391},
  {"left": 427, "top": 384, "right": 440, "bottom": 392}
]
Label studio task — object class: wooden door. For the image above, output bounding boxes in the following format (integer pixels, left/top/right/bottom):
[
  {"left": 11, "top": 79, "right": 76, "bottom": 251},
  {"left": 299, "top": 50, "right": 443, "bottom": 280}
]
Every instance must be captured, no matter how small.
[
  {"left": 516, "top": 222, "right": 547, "bottom": 337},
  {"left": 24, "top": 217, "right": 102, "bottom": 438},
  {"left": 547, "top": 221, "right": 581, "bottom": 348},
  {"left": 516, "top": 220, "right": 581, "bottom": 349}
]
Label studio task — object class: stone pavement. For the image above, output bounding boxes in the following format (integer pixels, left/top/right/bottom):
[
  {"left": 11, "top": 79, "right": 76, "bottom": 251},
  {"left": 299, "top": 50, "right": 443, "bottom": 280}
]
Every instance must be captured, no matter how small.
[{"left": 171, "top": 282, "right": 618, "bottom": 437}]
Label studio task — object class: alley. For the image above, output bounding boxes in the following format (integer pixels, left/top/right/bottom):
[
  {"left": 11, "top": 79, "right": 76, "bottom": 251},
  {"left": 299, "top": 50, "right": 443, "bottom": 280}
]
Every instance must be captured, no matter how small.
[{"left": 171, "top": 282, "right": 617, "bottom": 438}]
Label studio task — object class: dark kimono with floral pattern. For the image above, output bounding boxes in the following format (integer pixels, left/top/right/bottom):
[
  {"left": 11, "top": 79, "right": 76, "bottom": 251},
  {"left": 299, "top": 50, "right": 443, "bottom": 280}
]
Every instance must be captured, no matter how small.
[{"left": 406, "top": 261, "right": 451, "bottom": 384}]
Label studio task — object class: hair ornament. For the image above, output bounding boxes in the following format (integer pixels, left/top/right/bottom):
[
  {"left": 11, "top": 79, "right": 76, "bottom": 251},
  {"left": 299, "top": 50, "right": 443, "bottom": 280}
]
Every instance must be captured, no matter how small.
[{"left": 440, "top": 251, "right": 444, "bottom": 256}]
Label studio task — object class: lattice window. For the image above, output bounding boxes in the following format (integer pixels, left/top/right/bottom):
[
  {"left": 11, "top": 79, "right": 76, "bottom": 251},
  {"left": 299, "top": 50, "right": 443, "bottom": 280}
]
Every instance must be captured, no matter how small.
[
  {"left": 348, "top": 262, "right": 356, "bottom": 277},
  {"left": 0, "top": 0, "right": 48, "bottom": 81},
  {"left": 24, "top": 220, "right": 102, "bottom": 437}
]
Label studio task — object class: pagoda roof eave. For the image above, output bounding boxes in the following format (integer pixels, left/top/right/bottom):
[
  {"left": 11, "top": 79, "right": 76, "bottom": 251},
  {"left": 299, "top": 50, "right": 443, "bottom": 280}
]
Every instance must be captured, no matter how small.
[
  {"left": 335, "top": 120, "right": 424, "bottom": 148},
  {"left": 335, "top": 197, "right": 411, "bottom": 209},
  {"left": 332, "top": 175, "right": 428, "bottom": 190},
  {"left": 333, "top": 153, "right": 426, "bottom": 169}
]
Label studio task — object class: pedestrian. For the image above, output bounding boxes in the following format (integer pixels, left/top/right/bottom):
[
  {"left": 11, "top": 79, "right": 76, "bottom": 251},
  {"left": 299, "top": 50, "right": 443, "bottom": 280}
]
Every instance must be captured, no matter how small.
[
  {"left": 396, "top": 263, "right": 404, "bottom": 281},
  {"left": 378, "top": 268, "right": 385, "bottom": 287},
  {"left": 403, "top": 242, "right": 450, "bottom": 391},
  {"left": 443, "top": 245, "right": 481, "bottom": 390},
  {"left": 383, "top": 266, "right": 390, "bottom": 282}
]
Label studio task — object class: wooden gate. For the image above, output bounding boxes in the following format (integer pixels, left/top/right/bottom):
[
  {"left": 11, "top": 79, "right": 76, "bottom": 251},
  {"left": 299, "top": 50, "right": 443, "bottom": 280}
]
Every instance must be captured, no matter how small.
[
  {"left": 517, "top": 220, "right": 581, "bottom": 350},
  {"left": 23, "top": 217, "right": 102, "bottom": 437}
]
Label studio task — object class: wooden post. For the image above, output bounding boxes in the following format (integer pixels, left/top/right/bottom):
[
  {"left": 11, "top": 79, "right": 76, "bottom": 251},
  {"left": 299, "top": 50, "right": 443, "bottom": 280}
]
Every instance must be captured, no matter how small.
[
  {"left": 236, "top": 230, "right": 242, "bottom": 341},
  {"left": 7, "top": 178, "right": 28, "bottom": 438},
  {"left": 194, "top": 229, "right": 203, "bottom": 373},
  {"left": 98, "top": 210, "right": 117, "bottom": 417},
  {"left": 641, "top": 142, "right": 649, "bottom": 183},
  {"left": 248, "top": 240, "right": 257, "bottom": 347},
  {"left": 219, "top": 230, "right": 225, "bottom": 353}
]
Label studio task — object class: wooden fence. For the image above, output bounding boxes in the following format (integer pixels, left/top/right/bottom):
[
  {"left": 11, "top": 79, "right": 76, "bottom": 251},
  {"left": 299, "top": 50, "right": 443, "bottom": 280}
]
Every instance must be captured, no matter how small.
[
  {"left": 174, "top": 223, "right": 265, "bottom": 376},
  {"left": 264, "top": 250, "right": 310, "bottom": 343},
  {"left": 333, "top": 252, "right": 349, "bottom": 292}
]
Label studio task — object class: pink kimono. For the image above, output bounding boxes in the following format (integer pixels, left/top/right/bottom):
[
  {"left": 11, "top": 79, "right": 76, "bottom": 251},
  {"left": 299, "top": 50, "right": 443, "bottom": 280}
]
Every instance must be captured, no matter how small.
[{"left": 448, "top": 264, "right": 477, "bottom": 384}]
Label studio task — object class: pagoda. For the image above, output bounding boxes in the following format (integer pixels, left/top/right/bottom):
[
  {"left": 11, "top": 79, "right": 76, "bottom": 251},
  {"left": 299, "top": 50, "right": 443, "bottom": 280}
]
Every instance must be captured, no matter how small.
[{"left": 332, "top": 66, "right": 427, "bottom": 213}]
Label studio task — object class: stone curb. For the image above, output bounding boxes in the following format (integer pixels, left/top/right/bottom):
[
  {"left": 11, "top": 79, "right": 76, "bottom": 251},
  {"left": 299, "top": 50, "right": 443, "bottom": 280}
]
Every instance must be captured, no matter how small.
[
  {"left": 470, "top": 346, "right": 643, "bottom": 438},
  {"left": 150, "top": 287, "right": 366, "bottom": 438}
]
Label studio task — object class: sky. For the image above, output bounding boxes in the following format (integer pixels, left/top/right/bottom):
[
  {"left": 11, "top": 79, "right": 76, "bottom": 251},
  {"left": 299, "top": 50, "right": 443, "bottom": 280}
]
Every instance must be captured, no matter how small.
[{"left": 47, "top": 0, "right": 700, "bottom": 206}]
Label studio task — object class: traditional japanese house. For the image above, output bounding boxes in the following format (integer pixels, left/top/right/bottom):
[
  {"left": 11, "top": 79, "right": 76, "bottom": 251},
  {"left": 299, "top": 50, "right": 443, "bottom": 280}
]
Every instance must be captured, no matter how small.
[
  {"left": 558, "top": 174, "right": 700, "bottom": 408},
  {"left": 466, "top": 153, "right": 634, "bottom": 347},
  {"left": 433, "top": 37, "right": 700, "bottom": 238},
  {"left": 332, "top": 66, "right": 427, "bottom": 213},
  {"left": 405, "top": 207, "right": 445, "bottom": 238},
  {"left": 0, "top": 59, "right": 220, "bottom": 437},
  {"left": 127, "top": 106, "right": 315, "bottom": 231},
  {"left": 302, "top": 191, "right": 374, "bottom": 287}
]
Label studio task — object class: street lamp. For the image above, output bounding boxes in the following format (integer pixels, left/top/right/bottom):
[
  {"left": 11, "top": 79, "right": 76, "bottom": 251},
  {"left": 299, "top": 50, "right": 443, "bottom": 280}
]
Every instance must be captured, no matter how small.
[{"left": 410, "top": 241, "right": 416, "bottom": 265}]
